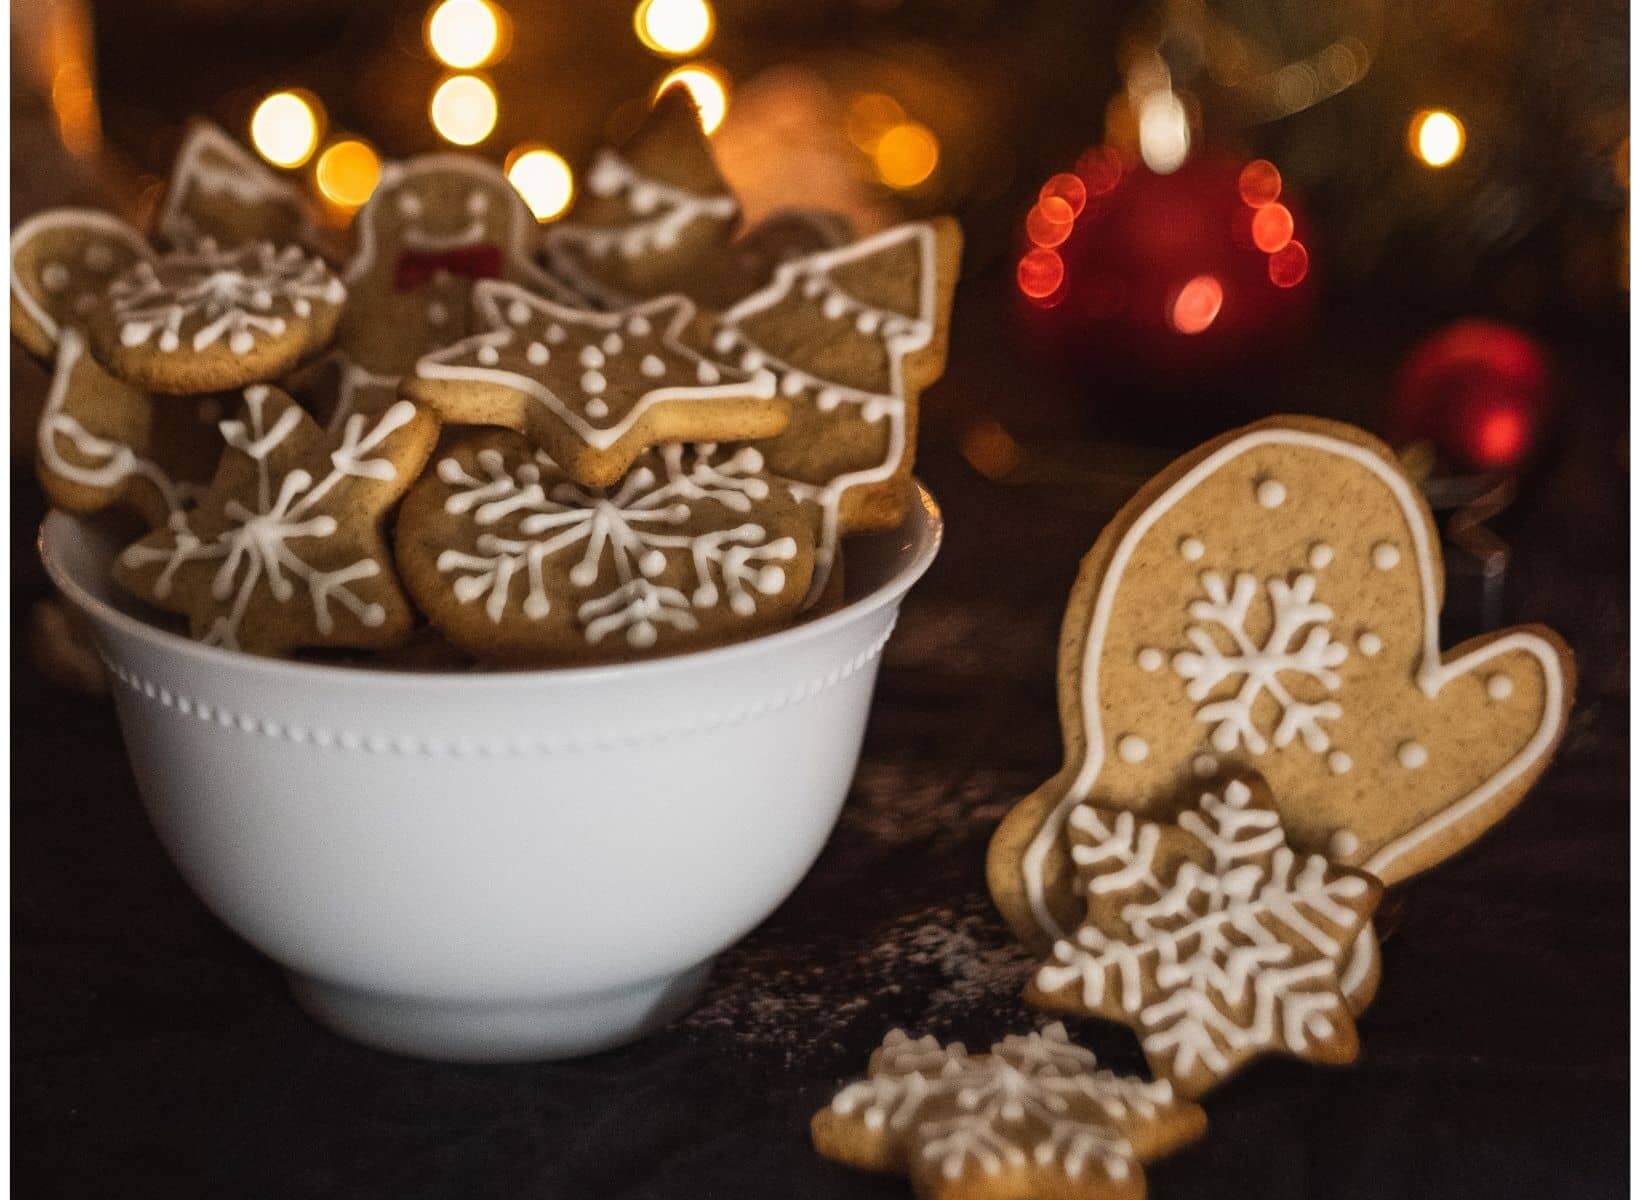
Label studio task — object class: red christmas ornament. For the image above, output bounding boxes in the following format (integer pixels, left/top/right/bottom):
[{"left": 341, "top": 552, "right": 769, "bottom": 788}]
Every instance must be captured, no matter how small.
[
  {"left": 1015, "top": 151, "right": 1316, "bottom": 383},
  {"left": 1392, "top": 320, "right": 1552, "bottom": 473}
]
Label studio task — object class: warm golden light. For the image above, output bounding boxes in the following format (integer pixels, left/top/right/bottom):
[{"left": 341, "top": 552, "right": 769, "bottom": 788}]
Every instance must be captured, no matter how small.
[
  {"left": 846, "top": 92, "right": 905, "bottom": 152},
  {"left": 654, "top": 63, "right": 729, "bottom": 134},
  {"left": 507, "top": 147, "right": 575, "bottom": 221},
  {"left": 426, "top": 0, "right": 503, "bottom": 70},
  {"left": 633, "top": 0, "right": 714, "bottom": 58},
  {"left": 874, "top": 121, "right": 939, "bottom": 190},
  {"left": 1411, "top": 109, "right": 1465, "bottom": 168},
  {"left": 1169, "top": 275, "right": 1223, "bottom": 335},
  {"left": 1017, "top": 248, "right": 1064, "bottom": 300},
  {"left": 250, "top": 90, "right": 321, "bottom": 168},
  {"left": 315, "top": 138, "right": 382, "bottom": 208},
  {"left": 431, "top": 74, "right": 498, "bottom": 145}
]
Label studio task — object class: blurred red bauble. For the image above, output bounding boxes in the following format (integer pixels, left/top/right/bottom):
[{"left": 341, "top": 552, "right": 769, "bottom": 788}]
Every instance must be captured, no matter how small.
[
  {"left": 1392, "top": 320, "right": 1552, "bottom": 474},
  {"left": 1014, "top": 151, "right": 1316, "bottom": 384}
]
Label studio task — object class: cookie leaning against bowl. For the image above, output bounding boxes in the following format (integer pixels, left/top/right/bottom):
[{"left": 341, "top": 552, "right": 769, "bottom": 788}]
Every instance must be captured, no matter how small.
[
  {"left": 85, "top": 241, "right": 346, "bottom": 394},
  {"left": 395, "top": 429, "right": 815, "bottom": 665},
  {"left": 987, "top": 415, "right": 1576, "bottom": 962}
]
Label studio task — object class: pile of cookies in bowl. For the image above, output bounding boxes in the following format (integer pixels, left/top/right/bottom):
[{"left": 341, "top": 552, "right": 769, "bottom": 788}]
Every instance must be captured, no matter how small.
[{"left": 16, "top": 89, "right": 959, "bottom": 668}]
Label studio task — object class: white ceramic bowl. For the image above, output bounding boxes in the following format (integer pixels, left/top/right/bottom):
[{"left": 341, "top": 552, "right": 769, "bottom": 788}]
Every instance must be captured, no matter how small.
[{"left": 39, "top": 486, "right": 941, "bottom": 1062}]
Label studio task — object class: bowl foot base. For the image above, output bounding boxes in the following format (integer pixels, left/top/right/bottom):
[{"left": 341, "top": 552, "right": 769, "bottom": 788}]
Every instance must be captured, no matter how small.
[{"left": 286, "top": 960, "right": 714, "bottom": 1063}]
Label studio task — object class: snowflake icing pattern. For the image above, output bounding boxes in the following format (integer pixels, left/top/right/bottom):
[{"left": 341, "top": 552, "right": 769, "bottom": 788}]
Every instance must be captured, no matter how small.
[
  {"left": 1169, "top": 571, "right": 1349, "bottom": 754},
  {"left": 1032, "top": 780, "right": 1380, "bottom": 1097},
  {"left": 434, "top": 443, "right": 798, "bottom": 648}
]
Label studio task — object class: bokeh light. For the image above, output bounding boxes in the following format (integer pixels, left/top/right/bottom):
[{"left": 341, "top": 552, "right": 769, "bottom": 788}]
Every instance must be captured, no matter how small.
[
  {"left": 431, "top": 74, "right": 498, "bottom": 145},
  {"left": 250, "top": 90, "right": 321, "bottom": 168},
  {"left": 507, "top": 146, "right": 575, "bottom": 221},
  {"left": 1410, "top": 109, "right": 1465, "bottom": 168},
  {"left": 1268, "top": 240, "right": 1310, "bottom": 287},
  {"left": 1474, "top": 406, "right": 1527, "bottom": 467},
  {"left": 1238, "top": 159, "right": 1282, "bottom": 207},
  {"left": 1137, "top": 91, "right": 1189, "bottom": 174},
  {"left": 655, "top": 63, "right": 729, "bottom": 134},
  {"left": 1025, "top": 197, "right": 1075, "bottom": 247},
  {"left": 1039, "top": 173, "right": 1087, "bottom": 218},
  {"left": 315, "top": 138, "right": 381, "bottom": 208},
  {"left": 1077, "top": 146, "right": 1123, "bottom": 196},
  {"left": 1169, "top": 275, "right": 1223, "bottom": 334},
  {"left": 960, "top": 420, "right": 1024, "bottom": 481},
  {"left": 633, "top": 0, "right": 714, "bottom": 58},
  {"left": 1017, "top": 248, "right": 1064, "bottom": 300},
  {"left": 874, "top": 121, "right": 939, "bottom": 189},
  {"left": 426, "top": 0, "right": 503, "bottom": 70},
  {"left": 846, "top": 93, "right": 905, "bottom": 152},
  {"left": 1251, "top": 203, "right": 1295, "bottom": 253}
]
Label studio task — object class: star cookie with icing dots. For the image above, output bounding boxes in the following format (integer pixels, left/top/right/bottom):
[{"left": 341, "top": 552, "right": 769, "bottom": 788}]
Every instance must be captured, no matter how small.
[
  {"left": 811, "top": 1022, "right": 1206, "bottom": 1200},
  {"left": 86, "top": 240, "right": 346, "bottom": 394},
  {"left": 541, "top": 86, "right": 740, "bottom": 309},
  {"left": 394, "top": 428, "right": 815, "bottom": 664},
  {"left": 1025, "top": 776, "right": 1383, "bottom": 1099},
  {"left": 988, "top": 416, "right": 1575, "bottom": 989},
  {"left": 404, "top": 281, "right": 785, "bottom": 488},
  {"left": 113, "top": 385, "right": 438, "bottom": 657}
]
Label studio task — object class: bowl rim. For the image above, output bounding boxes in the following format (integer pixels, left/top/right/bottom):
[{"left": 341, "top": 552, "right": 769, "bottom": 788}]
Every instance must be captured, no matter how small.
[{"left": 39, "top": 483, "right": 943, "bottom": 689}]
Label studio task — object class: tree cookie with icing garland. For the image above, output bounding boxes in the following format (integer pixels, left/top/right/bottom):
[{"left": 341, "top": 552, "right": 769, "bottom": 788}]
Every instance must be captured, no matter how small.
[
  {"left": 704, "top": 218, "right": 961, "bottom": 600},
  {"left": 987, "top": 415, "right": 1575, "bottom": 961},
  {"left": 1025, "top": 775, "right": 1383, "bottom": 1099},
  {"left": 395, "top": 429, "right": 815, "bottom": 664},
  {"left": 85, "top": 241, "right": 346, "bottom": 394},
  {"left": 113, "top": 385, "right": 439, "bottom": 657},
  {"left": 405, "top": 281, "right": 784, "bottom": 488},
  {"left": 10, "top": 208, "right": 153, "bottom": 361},
  {"left": 812, "top": 1022, "right": 1206, "bottom": 1200},
  {"left": 541, "top": 87, "right": 740, "bottom": 309},
  {"left": 156, "top": 119, "right": 320, "bottom": 254}
]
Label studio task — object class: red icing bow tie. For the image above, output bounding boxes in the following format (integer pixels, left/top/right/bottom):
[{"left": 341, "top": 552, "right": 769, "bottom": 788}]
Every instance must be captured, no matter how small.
[{"left": 393, "top": 244, "right": 503, "bottom": 291}]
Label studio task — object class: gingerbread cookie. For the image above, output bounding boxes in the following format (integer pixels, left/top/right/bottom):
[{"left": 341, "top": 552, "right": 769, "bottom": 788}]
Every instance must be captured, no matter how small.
[
  {"left": 395, "top": 430, "right": 814, "bottom": 664},
  {"left": 705, "top": 219, "right": 961, "bottom": 595},
  {"left": 156, "top": 120, "right": 318, "bottom": 253},
  {"left": 988, "top": 416, "right": 1575, "bottom": 959},
  {"left": 689, "top": 208, "right": 855, "bottom": 311},
  {"left": 114, "top": 385, "right": 438, "bottom": 656},
  {"left": 812, "top": 1022, "right": 1206, "bottom": 1200},
  {"left": 405, "top": 282, "right": 784, "bottom": 487},
  {"left": 86, "top": 241, "right": 345, "bottom": 394},
  {"left": 1025, "top": 776, "right": 1382, "bottom": 1099},
  {"left": 541, "top": 87, "right": 739, "bottom": 308},
  {"left": 10, "top": 208, "right": 152, "bottom": 361}
]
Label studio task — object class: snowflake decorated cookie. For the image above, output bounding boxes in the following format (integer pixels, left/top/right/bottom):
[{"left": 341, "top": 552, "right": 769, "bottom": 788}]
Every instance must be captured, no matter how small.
[
  {"left": 394, "top": 429, "right": 815, "bottom": 664},
  {"left": 85, "top": 241, "right": 346, "bottom": 394},
  {"left": 156, "top": 120, "right": 319, "bottom": 253},
  {"left": 704, "top": 218, "right": 962, "bottom": 598},
  {"left": 113, "top": 385, "right": 439, "bottom": 657},
  {"left": 1025, "top": 777, "right": 1383, "bottom": 1099},
  {"left": 988, "top": 415, "right": 1575, "bottom": 961},
  {"left": 811, "top": 1022, "right": 1206, "bottom": 1200},
  {"left": 10, "top": 208, "right": 153, "bottom": 361},
  {"left": 404, "top": 282, "right": 785, "bottom": 488},
  {"left": 542, "top": 87, "right": 740, "bottom": 308}
]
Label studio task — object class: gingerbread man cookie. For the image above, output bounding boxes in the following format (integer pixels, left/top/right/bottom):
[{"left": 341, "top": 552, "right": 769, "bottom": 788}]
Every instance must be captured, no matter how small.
[
  {"left": 10, "top": 208, "right": 152, "bottom": 361},
  {"left": 405, "top": 281, "right": 784, "bottom": 487},
  {"left": 812, "top": 1022, "right": 1206, "bottom": 1200},
  {"left": 156, "top": 120, "right": 319, "bottom": 253},
  {"left": 395, "top": 430, "right": 814, "bottom": 664},
  {"left": 1025, "top": 776, "right": 1383, "bottom": 1099},
  {"left": 541, "top": 87, "right": 739, "bottom": 308},
  {"left": 988, "top": 416, "right": 1575, "bottom": 959},
  {"left": 114, "top": 385, "right": 438, "bottom": 656}
]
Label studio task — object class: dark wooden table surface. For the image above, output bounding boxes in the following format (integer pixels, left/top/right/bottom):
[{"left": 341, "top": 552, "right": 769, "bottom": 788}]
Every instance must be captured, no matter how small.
[{"left": 11, "top": 261, "right": 1628, "bottom": 1198}]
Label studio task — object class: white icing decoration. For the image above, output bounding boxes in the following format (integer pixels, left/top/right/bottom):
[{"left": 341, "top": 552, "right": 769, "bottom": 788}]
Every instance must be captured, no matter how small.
[
  {"left": 10, "top": 209, "right": 153, "bottom": 348},
  {"left": 1179, "top": 537, "right": 1205, "bottom": 561},
  {"left": 1116, "top": 735, "right": 1148, "bottom": 763},
  {"left": 1137, "top": 648, "right": 1164, "bottom": 671},
  {"left": 1329, "top": 829, "right": 1360, "bottom": 858},
  {"left": 1357, "top": 632, "right": 1382, "bottom": 657},
  {"left": 41, "top": 263, "right": 70, "bottom": 292},
  {"left": 1036, "top": 781, "right": 1374, "bottom": 1086},
  {"left": 156, "top": 122, "right": 315, "bottom": 251},
  {"left": 1171, "top": 571, "right": 1348, "bottom": 754},
  {"left": 585, "top": 396, "right": 609, "bottom": 419},
  {"left": 1327, "top": 750, "right": 1352, "bottom": 775},
  {"left": 1308, "top": 543, "right": 1333, "bottom": 569},
  {"left": 508, "top": 300, "right": 531, "bottom": 325},
  {"left": 1372, "top": 542, "right": 1400, "bottom": 570},
  {"left": 434, "top": 443, "right": 793, "bottom": 646},
  {"left": 1256, "top": 479, "right": 1286, "bottom": 508},
  {"left": 1487, "top": 673, "right": 1514, "bottom": 701},
  {"left": 526, "top": 342, "right": 550, "bottom": 365},
  {"left": 640, "top": 354, "right": 666, "bottom": 378},
  {"left": 1396, "top": 740, "right": 1428, "bottom": 769},
  {"left": 477, "top": 344, "right": 500, "bottom": 366},
  {"left": 1018, "top": 425, "right": 1570, "bottom": 943},
  {"left": 697, "top": 361, "right": 720, "bottom": 384},
  {"left": 1191, "top": 754, "right": 1218, "bottom": 778},
  {"left": 118, "top": 388, "right": 414, "bottom": 649}
]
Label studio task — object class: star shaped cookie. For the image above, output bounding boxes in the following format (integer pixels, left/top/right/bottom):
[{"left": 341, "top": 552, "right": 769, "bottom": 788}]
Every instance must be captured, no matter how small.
[{"left": 404, "top": 282, "right": 785, "bottom": 487}]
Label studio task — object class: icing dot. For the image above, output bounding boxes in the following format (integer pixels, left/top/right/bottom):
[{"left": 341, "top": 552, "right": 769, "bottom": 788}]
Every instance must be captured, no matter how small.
[
  {"left": 581, "top": 370, "right": 607, "bottom": 395},
  {"left": 639, "top": 549, "right": 666, "bottom": 576},
  {"left": 508, "top": 300, "right": 532, "bottom": 325},
  {"left": 779, "top": 372, "right": 806, "bottom": 398},
  {"left": 821, "top": 294, "right": 847, "bottom": 319},
  {"left": 1191, "top": 754, "right": 1218, "bottom": 778},
  {"left": 40, "top": 262, "right": 70, "bottom": 292},
  {"left": 1372, "top": 542, "right": 1401, "bottom": 570},
  {"left": 1256, "top": 479, "right": 1287, "bottom": 508},
  {"left": 547, "top": 323, "right": 567, "bottom": 344},
  {"left": 1137, "top": 648, "right": 1164, "bottom": 672},
  {"left": 570, "top": 561, "right": 598, "bottom": 586},
  {"left": 1327, "top": 750, "right": 1353, "bottom": 775},
  {"left": 740, "top": 349, "right": 765, "bottom": 372},
  {"left": 1179, "top": 537, "right": 1205, "bottom": 562},
  {"left": 428, "top": 301, "right": 449, "bottom": 325},
  {"left": 626, "top": 315, "right": 652, "bottom": 336},
  {"left": 526, "top": 341, "right": 549, "bottom": 365},
  {"left": 580, "top": 346, "right": 605, "bottom": 369},
  {"left": 1357, "top": 632, "right": 1383, "bottom": 656},
  {"left": 696, "top": 361, "right": 720, "bottom": 384},
  {"left": 1309, "top": 543, "right": 1334, "bottom": 569},
  {"left": 228, "top": 329, "right": 255, "bottom": 355},
  {"left": 476, "top": 344, "right": 500, "bottom": 366},
  {"left": 1329, "top": 829, "right": 1361, "bottom": 858},
  {"left": 159, "top": 329, "right": 180, "bottom": 352},
  {"left": 856, "top": 310, "right": 882, "bottom": 334},
  {"left": 1397, "top": 740, "right": 1429, "bottom": 770},
  {"left": 85, "top": 244, "right": 115, "bottom": 271},
  {"left": 640, "top": 354, "right": 666, "bottom": 378},
  {"left": 1487, "top": 673, "right": 1514, "bottom": 701},
  {"left": 1116, "top": 735, "right": 1149, "bottom": 764},
  {"left": 586, "top": 398, "right": 609, "bottom": 419},
  {"left": 602, "top": 332, "right": 624, "bottom": 354},
  {"left": 712, "top": 329, "right": 737, "bottom": 355}
]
